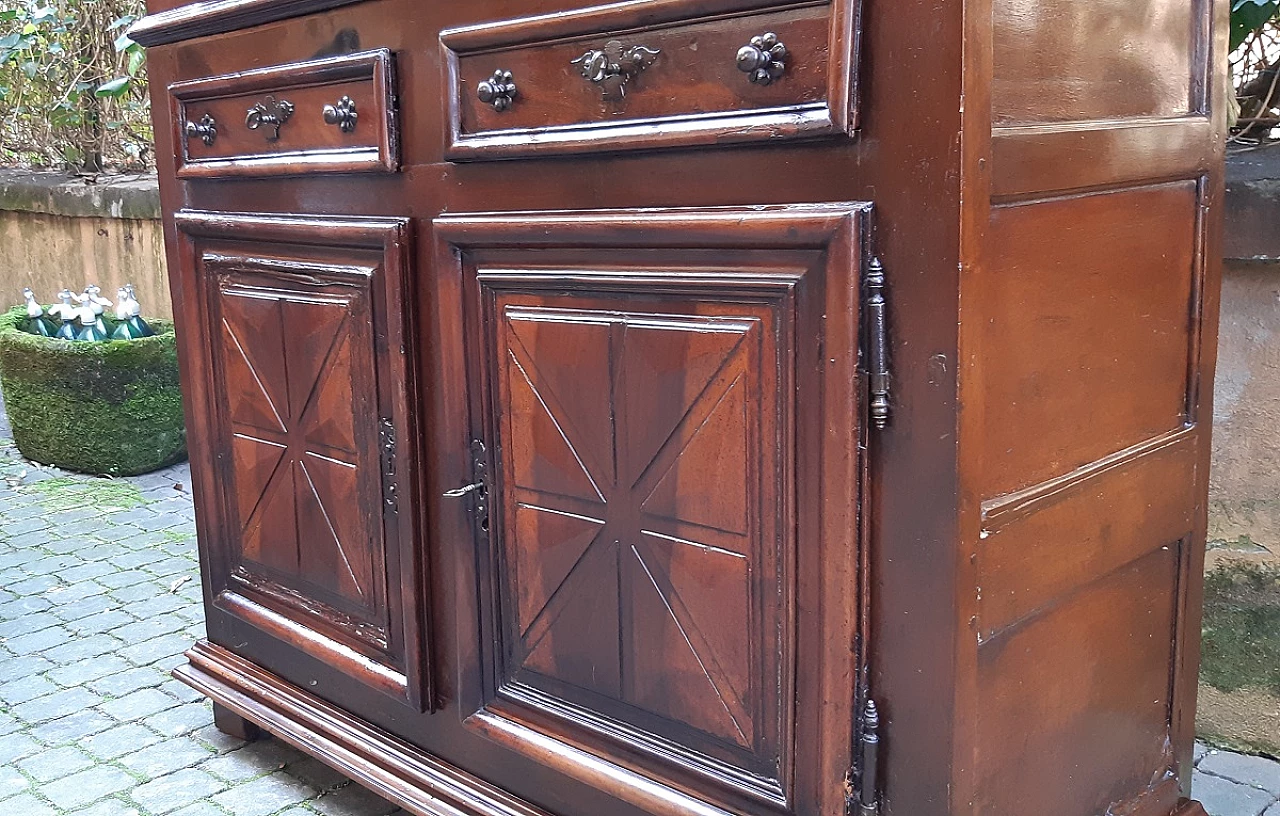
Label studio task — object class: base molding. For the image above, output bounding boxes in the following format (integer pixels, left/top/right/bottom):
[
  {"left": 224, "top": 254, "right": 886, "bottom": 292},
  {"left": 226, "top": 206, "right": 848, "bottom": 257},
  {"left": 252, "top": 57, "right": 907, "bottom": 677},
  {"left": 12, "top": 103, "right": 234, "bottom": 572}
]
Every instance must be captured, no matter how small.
[
  {"left": 173, "top": 640, "right": 551, "bottom": 816},
  {"left": 174, "top": 640, "right": 1208, "bottom": 816}
]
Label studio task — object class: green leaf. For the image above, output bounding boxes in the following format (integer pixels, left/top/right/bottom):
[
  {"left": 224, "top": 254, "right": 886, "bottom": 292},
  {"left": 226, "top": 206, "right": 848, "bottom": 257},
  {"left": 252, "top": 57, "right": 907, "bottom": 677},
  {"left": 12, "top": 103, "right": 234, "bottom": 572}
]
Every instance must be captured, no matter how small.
[
  {"left": 94, "top": 76, "right": 131, "bottom": 98},
  {"left": 113, "top": 31, "right": 134, "bottom": 52},
  {"left": 1232, "top": 0, "right": 1279, "bottom": 50}
]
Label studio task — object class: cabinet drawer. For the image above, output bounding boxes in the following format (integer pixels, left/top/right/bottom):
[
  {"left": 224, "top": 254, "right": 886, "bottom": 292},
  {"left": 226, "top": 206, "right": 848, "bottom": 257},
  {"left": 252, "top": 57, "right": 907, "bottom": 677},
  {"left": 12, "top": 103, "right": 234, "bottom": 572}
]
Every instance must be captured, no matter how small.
[
  {"left": 169, "top": 49, "right": 399, "bottom": 178},
  {"left": 442, "top": 0, "right": 860, "bottom": 159}
]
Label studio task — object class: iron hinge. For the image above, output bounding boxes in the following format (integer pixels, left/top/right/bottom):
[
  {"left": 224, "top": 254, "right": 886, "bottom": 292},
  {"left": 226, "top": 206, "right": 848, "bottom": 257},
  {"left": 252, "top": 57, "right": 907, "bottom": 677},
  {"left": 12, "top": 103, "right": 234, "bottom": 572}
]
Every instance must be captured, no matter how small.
[
  {"left": 379, "top": 418, "right": 398, "bottom": 513},
  {"left": 865, "top": 257, "right": 890, "bottom": 430},
  {"left": 847, "top": 697, "right": 881, "bottom": 816}
]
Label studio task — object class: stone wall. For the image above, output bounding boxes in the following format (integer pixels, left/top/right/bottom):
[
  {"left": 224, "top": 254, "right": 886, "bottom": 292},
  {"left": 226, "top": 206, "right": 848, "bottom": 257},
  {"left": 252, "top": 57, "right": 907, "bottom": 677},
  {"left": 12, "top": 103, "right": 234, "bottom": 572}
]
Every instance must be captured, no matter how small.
[{"left": 0, "top": 170, "right": 170, "bottom": 319}]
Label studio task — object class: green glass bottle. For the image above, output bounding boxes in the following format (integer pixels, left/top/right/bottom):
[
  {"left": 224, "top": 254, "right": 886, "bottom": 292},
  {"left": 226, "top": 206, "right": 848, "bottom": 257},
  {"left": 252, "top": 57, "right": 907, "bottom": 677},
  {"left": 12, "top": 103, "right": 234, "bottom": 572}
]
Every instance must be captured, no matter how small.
[
  {"left": 50, "top": 289, "right": 78, "bottom": 341},
  {"left": 21, "top": 288, "right": 54, "bottom": 337}
]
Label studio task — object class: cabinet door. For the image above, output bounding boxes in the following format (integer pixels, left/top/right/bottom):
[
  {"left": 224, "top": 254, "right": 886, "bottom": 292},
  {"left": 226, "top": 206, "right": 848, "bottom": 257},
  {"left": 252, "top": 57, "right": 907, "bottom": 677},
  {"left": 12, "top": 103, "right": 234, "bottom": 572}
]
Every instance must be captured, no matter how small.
[
  {"left": 437, "top": 204, "right": 870, "bottom": 816},
  {"left": 175, "top": 211, "right": 429, "bottom": 709}
]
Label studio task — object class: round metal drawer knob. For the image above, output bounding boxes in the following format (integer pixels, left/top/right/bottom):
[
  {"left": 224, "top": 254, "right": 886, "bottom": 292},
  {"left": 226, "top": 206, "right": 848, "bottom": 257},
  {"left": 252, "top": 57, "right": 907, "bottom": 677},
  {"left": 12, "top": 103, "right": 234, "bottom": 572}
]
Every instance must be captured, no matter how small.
[
  {"left": 737, "top": 33, "right": 787, "bottom": 86},
  {"left": 477, "top": 70, "right": 517, "bottom": 112},
  {"left": 323, "top": 96, "right": 359, "bottom": 133}
]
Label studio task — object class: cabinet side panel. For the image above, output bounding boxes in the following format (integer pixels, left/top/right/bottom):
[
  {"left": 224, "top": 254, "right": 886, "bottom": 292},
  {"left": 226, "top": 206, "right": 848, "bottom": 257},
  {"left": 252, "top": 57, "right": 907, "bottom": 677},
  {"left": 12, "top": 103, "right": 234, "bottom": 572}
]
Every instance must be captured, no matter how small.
[{"left": 969, "top": 0, "right": 1227, "bottom": 811}]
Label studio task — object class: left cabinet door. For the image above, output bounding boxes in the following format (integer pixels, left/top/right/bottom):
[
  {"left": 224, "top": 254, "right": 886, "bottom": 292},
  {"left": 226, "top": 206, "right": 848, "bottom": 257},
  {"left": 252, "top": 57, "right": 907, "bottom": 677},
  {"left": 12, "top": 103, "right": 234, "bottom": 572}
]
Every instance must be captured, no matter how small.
[{"left": 174, "top": 211, "right": 430, "bottom": 710}]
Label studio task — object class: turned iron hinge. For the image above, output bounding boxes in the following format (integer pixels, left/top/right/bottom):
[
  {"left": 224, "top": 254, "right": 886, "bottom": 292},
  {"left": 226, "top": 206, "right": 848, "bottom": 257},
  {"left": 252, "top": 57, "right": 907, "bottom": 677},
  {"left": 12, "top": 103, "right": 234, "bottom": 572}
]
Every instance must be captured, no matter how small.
[
  {"left": 865, "top": 257, "right": 891, "bottom": 430},
  {"left": 846, "top": 697, "right": 882, "bottom": 816},
  {"left": 379, "top": 418, "right": 398, "bottom": 513},
  {"left": 443, "top": 440, "right": 490, "bottom": 534}
]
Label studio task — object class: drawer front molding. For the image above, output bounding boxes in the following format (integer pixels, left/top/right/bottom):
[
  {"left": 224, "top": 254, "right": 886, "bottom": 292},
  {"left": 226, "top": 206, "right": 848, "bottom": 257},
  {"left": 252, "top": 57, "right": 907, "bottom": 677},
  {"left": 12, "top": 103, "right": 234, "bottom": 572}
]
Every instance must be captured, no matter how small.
[
  {"left": 441, "top": 0, "right": 861, "bottom": 159},
  {"left": 168, "top": 49, "right": 399, "bottom": 178}
]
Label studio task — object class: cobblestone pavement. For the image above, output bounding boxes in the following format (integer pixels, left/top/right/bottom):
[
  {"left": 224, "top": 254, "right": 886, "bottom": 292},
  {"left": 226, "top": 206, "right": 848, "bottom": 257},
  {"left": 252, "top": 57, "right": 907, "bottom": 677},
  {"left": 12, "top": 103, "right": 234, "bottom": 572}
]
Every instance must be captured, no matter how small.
[
  {"left": 2, "top": 405, "right": 1280, "bottom": 815},
  {"left": 0, "top": 400, "right": 408, "bottom": 816}
]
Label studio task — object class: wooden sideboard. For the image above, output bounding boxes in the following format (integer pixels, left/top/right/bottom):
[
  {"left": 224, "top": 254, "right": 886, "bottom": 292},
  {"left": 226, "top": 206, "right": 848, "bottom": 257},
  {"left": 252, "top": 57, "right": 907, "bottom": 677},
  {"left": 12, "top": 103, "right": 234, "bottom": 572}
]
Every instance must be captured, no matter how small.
[{"left": 132, "top": 1, "right": 1225, "bottom": 814}]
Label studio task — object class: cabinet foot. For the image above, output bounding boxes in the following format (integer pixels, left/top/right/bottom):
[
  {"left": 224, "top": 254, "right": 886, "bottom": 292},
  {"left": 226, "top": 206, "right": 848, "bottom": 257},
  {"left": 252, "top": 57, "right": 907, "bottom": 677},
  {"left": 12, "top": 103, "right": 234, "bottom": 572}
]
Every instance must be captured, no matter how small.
[
  {"left": 213, "top": 701, "right": 262, "bottom": 741},
  {"left": 1173, "top": 800, "right": 1208, "bottom": 816}
]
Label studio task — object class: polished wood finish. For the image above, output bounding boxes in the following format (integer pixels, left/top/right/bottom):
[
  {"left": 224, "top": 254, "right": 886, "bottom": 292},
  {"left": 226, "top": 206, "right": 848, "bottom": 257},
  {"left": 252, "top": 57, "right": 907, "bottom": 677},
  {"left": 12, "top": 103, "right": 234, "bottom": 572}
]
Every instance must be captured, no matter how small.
[
  {"left": 442, "top": 0, "right": 860, "bottom": 158},
  {"left": 138, "top": 0, "right": 1225, "bottom": 813},
  {"left": 169, "top": 49, "right": 398, "bottom": 177}
]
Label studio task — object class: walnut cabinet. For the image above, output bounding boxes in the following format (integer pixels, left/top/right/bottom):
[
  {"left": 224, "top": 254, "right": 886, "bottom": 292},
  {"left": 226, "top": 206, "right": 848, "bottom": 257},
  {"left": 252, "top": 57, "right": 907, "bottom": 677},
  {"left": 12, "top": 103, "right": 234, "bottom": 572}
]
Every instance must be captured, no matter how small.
[{"left": 133, "top": 1, "right": 1226, "bottom": 815}]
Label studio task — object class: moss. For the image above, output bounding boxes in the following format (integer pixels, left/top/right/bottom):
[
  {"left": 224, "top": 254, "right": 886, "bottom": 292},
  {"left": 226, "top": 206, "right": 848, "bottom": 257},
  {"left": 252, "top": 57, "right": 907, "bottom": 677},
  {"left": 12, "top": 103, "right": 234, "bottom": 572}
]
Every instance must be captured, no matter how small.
[
  {"left": 1201, "top": 561, "right": 1280, "bottom": 696},
  {"left": 25, "top": 476, "right": 145, "bottom": 513},
  {"left": 0, "top": 306, "right": 186, "bottom": 476}
]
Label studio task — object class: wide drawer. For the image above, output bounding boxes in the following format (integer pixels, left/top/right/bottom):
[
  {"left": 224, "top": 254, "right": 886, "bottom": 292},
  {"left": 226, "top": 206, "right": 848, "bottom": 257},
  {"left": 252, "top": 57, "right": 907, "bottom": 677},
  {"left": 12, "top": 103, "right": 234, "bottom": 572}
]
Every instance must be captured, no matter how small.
[
  {"left": 168, "top": 49, "right": 399, "bottom": 178},
  {"left": 441, "top": 0, "right": 860, "bottom": 159}
]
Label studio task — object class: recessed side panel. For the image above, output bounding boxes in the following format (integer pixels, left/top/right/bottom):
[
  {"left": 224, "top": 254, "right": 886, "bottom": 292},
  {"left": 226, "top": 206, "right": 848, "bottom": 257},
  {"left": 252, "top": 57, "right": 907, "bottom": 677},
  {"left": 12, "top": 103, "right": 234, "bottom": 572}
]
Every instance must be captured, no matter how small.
[
  {"left": 978, "top": 181, "right": 1199, "bottom": 500},
  {"left": 976, "top": 546, "right": 1183, "bottom": 816},
  {"left": 441, "top": 0, "right": 860, "bottom": 159},
  {"left": 993, "top": 0, "right": 1206, "bottom": 125}
]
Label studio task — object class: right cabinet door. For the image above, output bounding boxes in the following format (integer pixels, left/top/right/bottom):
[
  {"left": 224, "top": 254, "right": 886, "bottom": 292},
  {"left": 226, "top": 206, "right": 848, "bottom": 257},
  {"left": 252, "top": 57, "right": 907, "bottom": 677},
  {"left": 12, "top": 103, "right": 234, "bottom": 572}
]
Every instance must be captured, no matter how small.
[{"left": 437, "top": 204, "right": 871, "bottom": 816}]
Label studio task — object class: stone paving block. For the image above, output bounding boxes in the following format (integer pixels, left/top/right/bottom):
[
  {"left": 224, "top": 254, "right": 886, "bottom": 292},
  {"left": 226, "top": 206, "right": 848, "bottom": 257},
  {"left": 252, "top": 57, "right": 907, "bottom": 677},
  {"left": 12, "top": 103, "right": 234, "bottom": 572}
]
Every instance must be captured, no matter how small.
[
  {"left": 0, "top": 793, "right": 57, "bottom": 816},
  {"left": 121, "top": 632, "right": 196, "bottom": 666},
  {"left": 285, "top": 756, "right": 351, "bottom": 792},
  {"left": 0, "top": 763, "right": 31, "bottom": 798},
  {"left": 113, "top": 612, "right": 188, "bottom": 643},
  {"left": 96, "top": 568, "right": 154, "bottom": 590},
  {"left": 110, "top": 580, "right": 168, "bottom": 605},
  {"left": 0, "top": 653, "right": 54, "bottom": 682},
  {"left": 110, "top": 548, "right": 169, "bottom": 570},
  {"left": 77, "top": 798, "right": 145, "bottom": 816},
  {"left": 0, "top": 711, "right": 19, "bottom": 736},
  {"left": 94, "top": 523, "right": 148, "bottom": 543},
  {"left": 83, "top": 722, "right": 164, "bottom": 759},
  {"left": 212, "top": 771, "right": 316, "bottom": 816},
  {"left": 1202, "top": 752, "right": 1280, "bottom": 796},
  {"left": 143, "top": 700, "right": 213, "bottom": 736},
  {"left": 171, "top": 804, "right": 235, "bottom": 816},
  {"left": 29, "top": 709, "right": 115, "bottom": 745},
  {"left": 90, "top": 665, "right": 169, "bottom": 696},
  {"left": 16, "top": 744, "right": 95, "bottom": 782},
  {"left": 43, "top": 578, "right": 110, "bottom": 604},
  {"left": 160, "top": 677, "right": 206, "bottom": 704},
  {"left": 1194, "top": 770, "right": 1278, "bottom": 816},
  {"left": 46, "top": 654, "right": 133, "bottom": 687},
  {"left": 60, "top": 561, "right": 121, "bottom": 582},
  {"left": 39, "top": 764, "right": 135, "bottom": 810},
  {"left": 42, "top": 631, "right": 124, "bottom": 664},
  {"left": 0, "top": 593, "right": 53, "bottom": 618},
  {"left": 128, "top": 593, "right": 189, "bottom": 620},
  {"left": 1198, "top": 743, "right": 1211, "bottom": 764},
  {"left": 12, "top": 685, "right": 103, "bottom": 724},
  {"left": 131, "top": 767, "right": 228, "bottom": 815},
  {"left": 201, "top": 738, "right": 305, "bottom": 782},
  {"left": 1265, "top": 801, "right": 1280, "bottom": 816},
  {"left": 120, "top": 736, "right": 216, "bottom": 777},
  {"left": 2, "top": 623, "right": 71, "bottom": 655},
  {"left": 5, "top": 516, "right": 51, "bottom": 536},
  {"left": 67, "top": 609, "right": 135, "bottom": 636},
  {"left": 0, "top": 672, "right": 59, "bottom": 704},
  {"left": 192, "top": 724, "right": 249, "bottom": 755},
  {"left": 312, "top": 782, "right": 400, "bottom": 816},
  {"left": 101, "top": 687, "right": 180, "bottom": 721},
  {"left": 51, "top": 592, "right": 122, "bottom": 622},
  {"left": 0, "top": 730, "right": 41, "bottom": 762},
  {"left": 0, "top": 610, "right": 60, "bottom": 639}
]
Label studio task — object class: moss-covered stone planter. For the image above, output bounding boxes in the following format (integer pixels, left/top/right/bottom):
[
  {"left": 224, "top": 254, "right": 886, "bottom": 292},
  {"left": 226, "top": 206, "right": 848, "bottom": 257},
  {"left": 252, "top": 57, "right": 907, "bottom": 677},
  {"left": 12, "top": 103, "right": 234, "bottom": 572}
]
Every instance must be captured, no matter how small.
[{"left": 0, "top": 307, "right": 186, "bottom": 476}]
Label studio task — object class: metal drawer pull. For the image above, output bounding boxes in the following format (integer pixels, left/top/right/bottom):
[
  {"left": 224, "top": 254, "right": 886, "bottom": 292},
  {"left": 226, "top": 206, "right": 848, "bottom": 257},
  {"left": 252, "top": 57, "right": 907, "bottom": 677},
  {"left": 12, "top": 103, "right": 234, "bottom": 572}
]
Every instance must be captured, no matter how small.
[
  {"left": 245, "top": 95, "right": 294, "bottom": 142},
  {"left": 571, "top": 40, "right": 659, "bottom": 100},
  {"left": 477, "top": 70, "right": 518, "bottom": 112},
  {"left": 184, "top": 114, "right": 217, "bottom": 146},
  {"left": 322, "top": 96, "right": 359, "bottom": 132},
  {"left": 737, "top": 32, "right": 787, "bottom": 86}
]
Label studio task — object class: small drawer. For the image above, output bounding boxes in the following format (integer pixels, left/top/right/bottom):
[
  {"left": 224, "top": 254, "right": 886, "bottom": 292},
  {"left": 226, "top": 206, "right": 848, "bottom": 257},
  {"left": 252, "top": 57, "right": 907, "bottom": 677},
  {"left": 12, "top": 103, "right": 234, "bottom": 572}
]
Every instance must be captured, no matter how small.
[
  {"left": 441, "top": 0, "right": 860, "bottom": 160},
  {"left": 169, "top": 49, "right": 399, "bottom": 178}
]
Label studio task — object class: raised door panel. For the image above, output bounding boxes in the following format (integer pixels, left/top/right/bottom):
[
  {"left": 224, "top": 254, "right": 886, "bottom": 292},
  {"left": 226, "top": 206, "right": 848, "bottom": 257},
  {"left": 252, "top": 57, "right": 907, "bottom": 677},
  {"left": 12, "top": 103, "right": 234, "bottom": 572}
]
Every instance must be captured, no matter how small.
[
  {"left": 437, "top": 204, "right": 871, "bottom": 816},
  {"left": 175, "top": 211, "right": 429, "bottom": 710}
]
